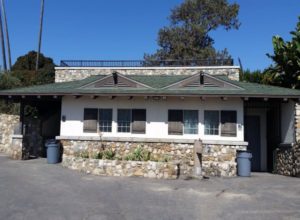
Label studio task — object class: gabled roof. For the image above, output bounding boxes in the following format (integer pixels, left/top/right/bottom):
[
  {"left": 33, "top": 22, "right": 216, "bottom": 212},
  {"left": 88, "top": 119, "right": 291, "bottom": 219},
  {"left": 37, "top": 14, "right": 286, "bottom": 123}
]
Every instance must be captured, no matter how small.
[{"left": 0, "top": 73, "right": 300, "bottom": 98}]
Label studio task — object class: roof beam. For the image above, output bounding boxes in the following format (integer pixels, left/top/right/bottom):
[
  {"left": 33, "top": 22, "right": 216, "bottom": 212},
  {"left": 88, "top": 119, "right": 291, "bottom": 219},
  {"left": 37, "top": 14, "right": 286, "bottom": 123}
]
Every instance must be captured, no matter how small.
[
  {"left": 73, "top": 95, "right": 81, "bottom": 99},
  {"left": 221, "top": 97, "right": 228, "bottom": 101},
  {"left": 90, "top": 95, "right": 98, "bottom": 99}
]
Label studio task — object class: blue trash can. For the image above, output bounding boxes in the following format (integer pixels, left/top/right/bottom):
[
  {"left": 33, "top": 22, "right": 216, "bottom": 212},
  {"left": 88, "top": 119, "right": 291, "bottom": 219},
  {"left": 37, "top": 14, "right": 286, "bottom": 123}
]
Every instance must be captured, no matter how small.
[
  {"left": 45, "top": 139, "right": 60, "bottom": 164},
  {"left": 237, "top": 151, "right": 252, "bottom": 177}
]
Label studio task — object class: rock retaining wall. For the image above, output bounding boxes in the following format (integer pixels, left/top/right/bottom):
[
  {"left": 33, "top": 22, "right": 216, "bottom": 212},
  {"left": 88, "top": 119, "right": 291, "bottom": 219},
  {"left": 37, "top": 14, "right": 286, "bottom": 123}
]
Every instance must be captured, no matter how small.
[
  {"left": 274, "top": 144, "right": 300, "bottom": 177},
  {"left": 0, "top": 114, "right": 20, "bottom": 155},
  {"left": 55, "top": 67, "right": 240, "bottom": 83},
  {"left": 62, "top": 156, "right": 178, "bottom": 179},
  {"left": 202, "top": 143, "right": 246, "bottom": 177},
  {"left": 60, "top": 139, "right": 246, "bottom": 177}
]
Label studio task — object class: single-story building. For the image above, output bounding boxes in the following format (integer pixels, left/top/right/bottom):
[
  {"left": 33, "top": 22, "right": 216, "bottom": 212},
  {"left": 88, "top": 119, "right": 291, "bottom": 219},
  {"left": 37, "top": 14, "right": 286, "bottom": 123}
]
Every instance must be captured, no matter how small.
[{"left": 0, "top": 60, "right": 299, "bottom": 178}]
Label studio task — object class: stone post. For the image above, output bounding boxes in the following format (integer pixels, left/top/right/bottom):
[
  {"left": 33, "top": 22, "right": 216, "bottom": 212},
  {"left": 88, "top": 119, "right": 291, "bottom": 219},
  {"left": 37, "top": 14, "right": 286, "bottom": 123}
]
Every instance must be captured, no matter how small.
[{"left": 194, "top": 139, "right": 203, "bottom": 177}]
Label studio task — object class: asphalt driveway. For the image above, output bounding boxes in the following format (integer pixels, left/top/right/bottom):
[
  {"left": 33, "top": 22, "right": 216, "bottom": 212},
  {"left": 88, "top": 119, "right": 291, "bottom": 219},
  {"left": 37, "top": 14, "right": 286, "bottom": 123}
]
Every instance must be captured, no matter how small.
[{"left": 0, "top": 154, "right": 299, "bottom": 220}]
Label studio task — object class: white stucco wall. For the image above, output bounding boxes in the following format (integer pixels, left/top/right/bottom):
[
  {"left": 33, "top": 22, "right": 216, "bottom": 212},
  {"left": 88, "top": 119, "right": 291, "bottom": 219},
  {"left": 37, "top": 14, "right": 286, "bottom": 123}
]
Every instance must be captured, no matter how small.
[
  {"left": 281, "top": 100, "right": 295, "bottom": 143},
  {"left": 60, "top": 96, "right": 244, "bottom": 142}
]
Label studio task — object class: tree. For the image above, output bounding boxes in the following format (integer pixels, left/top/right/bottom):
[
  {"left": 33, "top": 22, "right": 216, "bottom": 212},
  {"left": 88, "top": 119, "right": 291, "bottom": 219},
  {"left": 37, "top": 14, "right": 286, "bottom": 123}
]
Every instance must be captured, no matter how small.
[
  {"left": 0, "top": 72, "right": 21, "bottom": 90},
  {"left": 1, "top": 0, "right": 11, "bottom": 70},
  {"left": 240, "top": 69, "right": 265, "bottom": 84},
  {"left": 36, "top": 0, "right": 45, "bottom": 71},
  {"left": 145, "top": 0, "right": 240, "bottom": 62},
  {"left": 265, "top": 16, "right": 300, "bottom": 89},
  {"left": 11, "top": 51, "right": 55, "bottom": 86}
]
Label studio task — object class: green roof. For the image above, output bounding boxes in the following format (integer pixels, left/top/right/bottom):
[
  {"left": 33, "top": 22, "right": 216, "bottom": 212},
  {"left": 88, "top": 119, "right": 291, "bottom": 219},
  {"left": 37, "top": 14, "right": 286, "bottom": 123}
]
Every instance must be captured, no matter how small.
[{"left": 1, "top": 74, "right": 300, "bottom": 98}]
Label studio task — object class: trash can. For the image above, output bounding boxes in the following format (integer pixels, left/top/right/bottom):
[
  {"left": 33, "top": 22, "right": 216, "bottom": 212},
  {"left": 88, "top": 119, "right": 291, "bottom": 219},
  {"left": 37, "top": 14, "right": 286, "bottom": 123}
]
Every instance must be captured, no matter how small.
[
  {"left": 237, "top": 151, "right": 252, "bottom": 177},
  {"left": 45, "top": 139, "right": 60, "bottom": 164}
]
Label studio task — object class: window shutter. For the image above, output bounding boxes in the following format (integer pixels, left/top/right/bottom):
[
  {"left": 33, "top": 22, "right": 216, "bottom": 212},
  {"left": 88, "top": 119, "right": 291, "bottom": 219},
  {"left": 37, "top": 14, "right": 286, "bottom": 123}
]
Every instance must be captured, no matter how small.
[
  {"left": 83, "top": 109, "right": 98, "bottom": 133},
  {"left": 168, "top": 110, "right": 183, "bottom": 135},
  {"left": 221, "top": 111, "right": 237, "bottom": 137},
  {"left": 132, "top": 109, "right": 146, "bottom": 134}
]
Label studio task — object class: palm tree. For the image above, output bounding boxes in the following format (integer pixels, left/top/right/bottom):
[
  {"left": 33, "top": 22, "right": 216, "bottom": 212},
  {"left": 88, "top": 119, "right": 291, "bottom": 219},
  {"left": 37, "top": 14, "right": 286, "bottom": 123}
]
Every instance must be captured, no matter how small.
[
  {"left": 1, "top": 0, "right": 11, "bottom": 70},
  {"left": 0, "top": 3, "right": 6, "bottom": 71},
  {"left": 36, "top": 0, "right": 45, "bottom": 71}
]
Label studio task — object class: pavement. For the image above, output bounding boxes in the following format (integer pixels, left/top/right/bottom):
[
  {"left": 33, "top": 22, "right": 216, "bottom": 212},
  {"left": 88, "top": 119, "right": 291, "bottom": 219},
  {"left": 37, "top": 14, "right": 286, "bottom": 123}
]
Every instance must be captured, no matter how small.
[{"left": 0, "top": 154, "right": 299, "bottom": 220}]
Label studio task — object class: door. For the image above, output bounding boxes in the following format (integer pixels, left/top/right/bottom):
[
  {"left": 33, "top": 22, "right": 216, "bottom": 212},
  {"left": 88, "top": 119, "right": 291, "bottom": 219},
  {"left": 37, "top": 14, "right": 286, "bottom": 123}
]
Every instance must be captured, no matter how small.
[{"left": 245, "top": 115, "right": 261, "bottom": 171}]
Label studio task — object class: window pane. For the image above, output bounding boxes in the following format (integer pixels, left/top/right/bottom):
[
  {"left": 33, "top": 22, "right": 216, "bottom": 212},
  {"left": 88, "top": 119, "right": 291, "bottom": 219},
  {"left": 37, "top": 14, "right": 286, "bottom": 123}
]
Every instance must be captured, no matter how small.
[
  {"left": 204, "top": 111, "right": 219, "bottom": 135},
  {"left": 99, "top": 109, "right": 112, "bottom": 132},
  {"left": 132, "top": 109, "right": 146, "bottom": 134},
  {"left": 221, "top": 111, "right": 237, "bottom": 137},
  {"left": 168, "top": 110, "right": 183, "bottom": 135},
  {"left": 117, "top": 109, "right": 131, "bottom": 133},
  {"left": 83, "top": 108, "right": 98, "bottom": 133},
  {"left": 183, "top": 110, "right": 198, "bottom": 134}
]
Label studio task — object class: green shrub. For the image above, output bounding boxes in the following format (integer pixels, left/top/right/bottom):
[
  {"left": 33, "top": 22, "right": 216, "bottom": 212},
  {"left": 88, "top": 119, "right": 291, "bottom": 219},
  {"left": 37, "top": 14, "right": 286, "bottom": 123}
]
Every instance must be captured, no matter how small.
[
  {"left": 125, "top": 146, "right": 151, "bottom": 161},
  {"left": 91, "top": 152, "right": 103, "bottom": 159},
  {"left": 103, "top": 149, "right": 116, "bottom": 160},
  {"left": 77, "top": 151, "right": 89, "bottom": 159}
]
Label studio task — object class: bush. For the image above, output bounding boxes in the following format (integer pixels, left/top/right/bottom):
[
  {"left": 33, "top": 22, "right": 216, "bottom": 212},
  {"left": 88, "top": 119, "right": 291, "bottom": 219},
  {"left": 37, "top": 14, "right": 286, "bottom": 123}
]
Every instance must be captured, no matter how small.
[
  {"left": 102, "top": 149, "right": 116, "bottom": 160},
  {"left": 125, "top": 146, "right": 151, "bottom": 161}
]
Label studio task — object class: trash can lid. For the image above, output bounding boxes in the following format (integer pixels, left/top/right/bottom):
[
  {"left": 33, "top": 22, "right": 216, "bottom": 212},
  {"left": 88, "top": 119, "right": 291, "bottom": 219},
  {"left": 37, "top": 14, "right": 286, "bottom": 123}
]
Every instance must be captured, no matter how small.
[
  {"left": 237, "top": 151, "right": 252, "bottom": 158},
  {"left": 45, "top": 139, "right": 59, "bottom": 146}
]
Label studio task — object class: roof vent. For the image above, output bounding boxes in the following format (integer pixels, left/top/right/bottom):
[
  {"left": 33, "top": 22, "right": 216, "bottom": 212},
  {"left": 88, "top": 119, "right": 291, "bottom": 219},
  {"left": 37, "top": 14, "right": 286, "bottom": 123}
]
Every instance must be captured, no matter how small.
[
  {"left": 112, "top": 72, "right": 118, "bottom": 85},
  {"left": 200, "top": 72, "right": 204, "bottom": 85}
]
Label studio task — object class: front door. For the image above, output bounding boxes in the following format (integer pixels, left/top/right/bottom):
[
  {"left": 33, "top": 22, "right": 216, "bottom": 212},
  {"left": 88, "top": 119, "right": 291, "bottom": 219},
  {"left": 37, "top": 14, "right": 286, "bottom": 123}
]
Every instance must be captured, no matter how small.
[{"left": 245, "top": 115, "right": 261, "bottom": 171}]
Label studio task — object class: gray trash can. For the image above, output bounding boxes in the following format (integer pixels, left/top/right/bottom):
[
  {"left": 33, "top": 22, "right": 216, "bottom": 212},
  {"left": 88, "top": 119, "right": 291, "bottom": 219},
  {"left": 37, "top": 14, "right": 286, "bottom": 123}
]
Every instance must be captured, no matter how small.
[
  {"left": 237, "top": 151, "right": 252, "bottom": 177},
  {"left": 45, "top": 139, "right": 60, "bottom": 164}
]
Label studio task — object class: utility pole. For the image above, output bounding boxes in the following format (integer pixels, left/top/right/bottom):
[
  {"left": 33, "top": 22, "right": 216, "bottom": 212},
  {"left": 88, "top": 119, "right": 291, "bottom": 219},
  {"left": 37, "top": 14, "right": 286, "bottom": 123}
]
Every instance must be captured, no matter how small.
[
  {"left": 1, "top": 0, "right": 11, "bottom": 71},
  {"left": 36, "top": 0, "right": 45, "bottom": 71},
  {"left": 0, "top": 3, "right": 6, "bottom": 71}
]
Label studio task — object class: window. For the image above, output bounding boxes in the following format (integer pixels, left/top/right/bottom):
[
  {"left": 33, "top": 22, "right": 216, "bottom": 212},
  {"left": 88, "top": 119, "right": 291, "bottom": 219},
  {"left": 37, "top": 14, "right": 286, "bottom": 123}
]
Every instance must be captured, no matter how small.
[
  {"left": 168, "top": 110, "right": 198, "bottom": 135},
  {"left": 183, "top": 110, "right": 198, "bottom": 134},
  {"left": 83, "top": 108, "right": 112, "bottom": 133},
  {"left": 99, "top": 109, "right": 112, "bottom": 132},
  {"left": 83, "top": 108, "right": 98, "bottom": 133},
  {"left": 132, "top": 109, "right": 146, "bottom": 134},
  {"left": 204, "top": 111, "right": 219, "bottom": 135},
  {"left": 117, "top": 109, "right": 146, "bottom": 133},
  {"left": 168, "top": 110, "right": 183, "bottom": 135},
  {"left": 221, "top": 111, "right": 237, "bottom": 137},
  {"left": 204, "top": 110, "right": 237, "bottom": 137},
  {"left": 117, "top": 109, "right": 131, "bottom": 133}
]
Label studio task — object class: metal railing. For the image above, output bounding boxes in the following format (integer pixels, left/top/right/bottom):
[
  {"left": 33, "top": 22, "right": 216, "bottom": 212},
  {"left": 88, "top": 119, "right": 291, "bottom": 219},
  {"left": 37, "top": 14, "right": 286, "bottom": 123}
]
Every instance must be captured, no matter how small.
[{"left": 60, "top": 59, "right": 234, "bottom": 67}]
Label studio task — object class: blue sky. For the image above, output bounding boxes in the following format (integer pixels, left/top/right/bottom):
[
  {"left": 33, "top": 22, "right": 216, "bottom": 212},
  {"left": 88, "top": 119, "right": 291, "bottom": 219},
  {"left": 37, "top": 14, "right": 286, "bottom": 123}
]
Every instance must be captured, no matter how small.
[{"left": 3, "top": 0, "right": 300, "bottom": 70}]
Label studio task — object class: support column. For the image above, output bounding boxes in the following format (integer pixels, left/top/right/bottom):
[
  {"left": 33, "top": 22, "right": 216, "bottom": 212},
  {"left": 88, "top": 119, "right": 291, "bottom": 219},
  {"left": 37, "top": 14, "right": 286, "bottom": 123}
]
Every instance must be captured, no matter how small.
[{"left": 295, "top": 102, "right": 300, "bottom": 143}]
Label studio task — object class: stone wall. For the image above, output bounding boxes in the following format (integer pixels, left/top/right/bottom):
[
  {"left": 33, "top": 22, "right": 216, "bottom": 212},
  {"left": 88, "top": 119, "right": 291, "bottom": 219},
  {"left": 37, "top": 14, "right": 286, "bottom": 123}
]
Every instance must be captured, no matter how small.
[
  {"left": 62, "top": 156, "right": 178, "bottom": 179},
  {"left": 274, "top": 144, "right": 300, "bottom": 177},
  {"left": 202, "top": 144, "right": 246, "bottom": 177},
  {"left": 60, "top": 139, "right": 246, "bottom": 177},
  {"left": 55, "top": 67, "right": 240, "bottom": 83},
  {"left": 61, "top": 140, "right": 194, "bottom": 176},
  {"left": 274, "top": 102, "right": 300, "bottom": 177},
  {"left": 10, "top": 136, "right": 23, "bottom": 160},
  {"left": 0, "top": 114, "right": 20, "bottom": 155}
]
